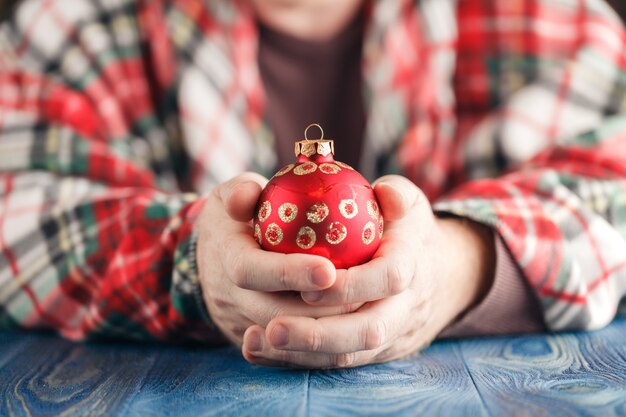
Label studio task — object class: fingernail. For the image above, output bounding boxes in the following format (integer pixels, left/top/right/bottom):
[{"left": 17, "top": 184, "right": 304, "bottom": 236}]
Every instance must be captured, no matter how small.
[
  {"left": 302, "top": 291, "right": 323, "bottom": 303},
  {"left": 247, "top": 332, "right": 263, "bottom": 352},
  {"left": 270, "top": 324, "right": 289, "bottom": 347},
  {"left": 375, "top": 181, "right": 396, "bottom": 193},
  {"left": 310, "top": 266, "right": 330, "bottom": 288}
]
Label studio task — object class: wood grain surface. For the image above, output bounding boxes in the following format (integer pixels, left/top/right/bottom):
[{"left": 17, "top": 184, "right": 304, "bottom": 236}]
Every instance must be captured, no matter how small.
[{"left": 0, "top": 316, "right": 624, "bottom": 417}]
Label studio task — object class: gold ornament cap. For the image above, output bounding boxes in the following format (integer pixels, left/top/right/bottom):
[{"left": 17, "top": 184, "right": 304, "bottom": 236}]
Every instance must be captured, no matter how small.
[{"left": 294, "top": 123, "right": 335, "bottom": 159}]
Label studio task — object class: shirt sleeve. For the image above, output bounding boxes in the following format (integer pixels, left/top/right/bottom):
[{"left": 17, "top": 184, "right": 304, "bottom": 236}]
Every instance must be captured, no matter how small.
[
  {"left": 0, "top": 0, "right": 225, "bottom": 344},
  {"left": 434, "top": 0, "right": 626, "bottom": 332}
]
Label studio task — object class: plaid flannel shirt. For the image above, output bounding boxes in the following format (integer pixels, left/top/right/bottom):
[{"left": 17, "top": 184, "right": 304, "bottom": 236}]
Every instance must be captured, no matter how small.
[{"left": 0, "top": 0, "right": 625, "bottom": 343}]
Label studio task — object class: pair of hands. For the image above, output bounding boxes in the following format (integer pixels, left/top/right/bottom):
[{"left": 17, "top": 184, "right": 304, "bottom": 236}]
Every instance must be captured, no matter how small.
[{"left": 196, "top": 173, "right": 495, "bottom": 368}]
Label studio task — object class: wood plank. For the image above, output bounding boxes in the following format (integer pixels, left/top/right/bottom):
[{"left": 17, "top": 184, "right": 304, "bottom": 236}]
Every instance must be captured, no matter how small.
[
  {"left": 459, "top": 316, "right": 626, "bottom": 417},
  {"left": 306, "top": 341, "right": 489, "bottom": 417},
  {"left": 0, "top": 331, "right": 34, "bottom": 370},
  {"left": 123, "top": 345, "right": 309, "bottom": 417},
  {"left": 0, "top": 332, "right": 157, "bottom": 416},
  {"left": 1, "top": 316, "right": 624, "bottom": 417}
]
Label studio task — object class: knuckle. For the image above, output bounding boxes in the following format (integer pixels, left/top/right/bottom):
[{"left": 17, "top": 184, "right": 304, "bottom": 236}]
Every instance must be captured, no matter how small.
[
  {"left": 269, "top": 305, "right": 285, "bottom": 320},
  {"left": 386, "top": 262, "right": 408, "bottom": 295},
  {"left": 210, "top": 184, "right": 224, "bottom": 203},
  {"left": 335, "top": 352, "right": 356, "bottom": 368},
  {"left": 417, "top": 297, "right": 432, "bottom": 327},
  {"left": 215, "top": 180, "right": 237, "bottom": 206},
  {"left": 277, "top": 260, "right": 290, "bottom": 290},
  {"left": 413, "top": 186, "right": 427, "bottom": 206},
  {"left": 231, "top": 256, "right": 250, "bottom": 288},
  {"left": 341, "top": 302, "right": 360, "bottom": 314},
  {"left": 340, "top": 271, "right": 357, "bottom": 304},
  {"left": 305, "top": 326, "right": 323, "bottom": 352},
  {"left": 363, "top": 318, "right": 387, "bottom": 350},
  {"left": 270, "top": 349, "right": 293, "bottom": 364}
]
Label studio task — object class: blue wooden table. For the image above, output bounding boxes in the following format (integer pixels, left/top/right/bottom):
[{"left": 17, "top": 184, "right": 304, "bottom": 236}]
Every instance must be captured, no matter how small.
[{"left": 1, "top": 316, "right": 625, "bottom": 417}]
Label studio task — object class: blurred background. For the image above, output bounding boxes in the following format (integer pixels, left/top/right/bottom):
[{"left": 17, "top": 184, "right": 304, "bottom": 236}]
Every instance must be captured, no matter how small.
[
  {"left": 610, "top": 0, "right": 626, "bottom": 19},
  {"left": 1, "top": 0, "right": 626, "bottom": 23}
]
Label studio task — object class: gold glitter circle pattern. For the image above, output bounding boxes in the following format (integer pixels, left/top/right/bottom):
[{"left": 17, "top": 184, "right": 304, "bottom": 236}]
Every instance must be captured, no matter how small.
[
  {"left": 326, "top": 222, "right": 347, "bottom": 245},
  {"left": 265, "top": 223, "right": 283, "bottom": 245},
  {"left": 296, "top": 226, "right": 316, "bottom": 250},
  {"left": 254, "top": 224, "right": 262, "bottom": 245},
  {"left": 339, "top": 199, "right": 358, "bottom": 219},
  {"left": 294, "top": 162, "right": 318, "bottom": 175},
  {"left": 274, "top": 164, "right": 294, "bottom": 177},
  {"left": 367, "top": 200, "right": 380, "bottom": 220},
  {"left": 258, "top": 201, "right": 271, "bottom": 223},
  {"left": 335, "top": 161, "right": 354, "bottom": 170},
  {"left": 362, "top": 222, "right": 376, "bottom": 245},
  {"left": 278, "top": 203, "right": 298, "bottom": 223},
  {"left": 378, "top": 216, "right": 384, "bottom": 239},
  {"left": 306, "top": 203, "right": 329, "bottom": 223},
  {"left": 319, "top": 163, "right": 341, "bottom": 174}
]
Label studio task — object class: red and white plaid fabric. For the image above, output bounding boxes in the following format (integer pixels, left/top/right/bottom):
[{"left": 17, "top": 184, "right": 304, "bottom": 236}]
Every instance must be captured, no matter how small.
[{"left": 0, "top": 0, "right": 625, "bottom": 342}]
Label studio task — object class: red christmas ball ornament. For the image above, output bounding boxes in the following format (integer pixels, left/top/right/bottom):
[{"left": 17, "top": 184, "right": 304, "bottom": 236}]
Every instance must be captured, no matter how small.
[{"left": 253, "top": 124, "right": 383, "bottom": 269}]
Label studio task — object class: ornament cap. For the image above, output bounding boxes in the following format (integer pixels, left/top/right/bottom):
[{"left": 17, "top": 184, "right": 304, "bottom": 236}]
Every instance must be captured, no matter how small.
[{"left": 294, "top": 123, "right": 335, "bottom": 160}]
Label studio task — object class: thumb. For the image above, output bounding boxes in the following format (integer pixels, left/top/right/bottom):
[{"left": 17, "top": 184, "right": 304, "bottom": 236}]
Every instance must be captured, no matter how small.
[
  {"left": 219, "top": 172, "right": 269, "bottom": 222},
  {"left": 373, "top": 175, "right": 424, "bottom": 222}
]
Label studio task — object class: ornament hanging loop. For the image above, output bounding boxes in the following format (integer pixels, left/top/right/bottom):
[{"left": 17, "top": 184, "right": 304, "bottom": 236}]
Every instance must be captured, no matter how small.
[
  {"left": 295, "top": 124, "right": 334, "bottom": 158},
  {"left": 304, "top": 123, "right": 324, "bottom": 142}
]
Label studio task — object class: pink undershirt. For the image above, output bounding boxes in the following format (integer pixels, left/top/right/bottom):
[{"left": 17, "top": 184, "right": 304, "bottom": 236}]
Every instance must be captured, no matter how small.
[{"left": 257, "top": 13, "right": 547, "bottom": 337}]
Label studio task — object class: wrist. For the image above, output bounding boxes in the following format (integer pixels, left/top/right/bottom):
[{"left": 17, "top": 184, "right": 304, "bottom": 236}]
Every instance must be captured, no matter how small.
[{"left": 436, "top": 217, "right": 496, "bottom": 317}]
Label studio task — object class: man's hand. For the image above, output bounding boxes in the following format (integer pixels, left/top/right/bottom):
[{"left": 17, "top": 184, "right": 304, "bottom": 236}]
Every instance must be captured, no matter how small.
[
  {"left": 196, "top": 173, "right": 355, "bottom": 346},
  {"left": 241, "top": 175, "right": 495, "bottom": 368}
]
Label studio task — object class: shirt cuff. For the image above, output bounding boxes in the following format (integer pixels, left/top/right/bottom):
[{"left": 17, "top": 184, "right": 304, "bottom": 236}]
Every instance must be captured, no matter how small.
[
  {"left": 440, "top": 233, "right": 547, "bottom": 338},
  {"left": 171, "top": 196, "right": 228, "bottom": 344}
]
